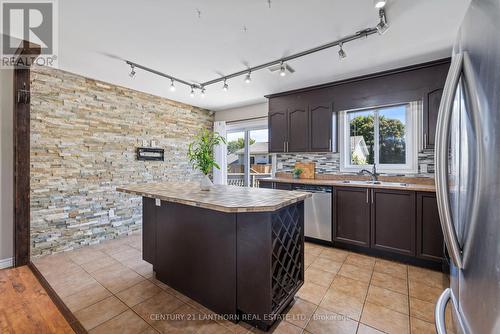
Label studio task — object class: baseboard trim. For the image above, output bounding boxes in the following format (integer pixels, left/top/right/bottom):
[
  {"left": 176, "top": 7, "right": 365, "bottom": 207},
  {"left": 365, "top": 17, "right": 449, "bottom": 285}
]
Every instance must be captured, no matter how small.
[{"left": 0, "top": 257, "right": 13, "bottom": 269}]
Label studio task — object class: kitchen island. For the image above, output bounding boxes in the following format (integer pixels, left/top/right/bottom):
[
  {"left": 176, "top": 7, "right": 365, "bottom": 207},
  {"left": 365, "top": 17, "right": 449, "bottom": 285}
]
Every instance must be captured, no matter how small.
[{"left": 117, "top": 182, "right": 310, "bottom": 330}]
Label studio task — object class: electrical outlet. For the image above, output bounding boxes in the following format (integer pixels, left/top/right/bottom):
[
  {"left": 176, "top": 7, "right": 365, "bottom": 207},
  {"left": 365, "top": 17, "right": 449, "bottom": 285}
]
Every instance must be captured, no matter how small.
[
  {"left": 155, "top": 199, "right": 161, "bottom": 206},
  {"left": 151, "top": 140, "right": 157, "bottom": 147},
  {"left": 108, "top": 209, "right": 115, "bottom": 218},
  {"left": 277, "top": 162, "right": 283, "bottom": 169},
  {"left": 420, "top": 164, "right": 428, "bottom": 173},
  {"left": 142, "top": 139, "right": 148, "bottom": 147}
]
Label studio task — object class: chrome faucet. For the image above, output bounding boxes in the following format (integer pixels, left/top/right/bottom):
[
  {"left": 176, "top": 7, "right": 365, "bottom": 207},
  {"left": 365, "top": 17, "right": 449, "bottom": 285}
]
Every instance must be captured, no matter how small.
[{"left": 358, "top": 164, "right": 379, "bottom": 182}]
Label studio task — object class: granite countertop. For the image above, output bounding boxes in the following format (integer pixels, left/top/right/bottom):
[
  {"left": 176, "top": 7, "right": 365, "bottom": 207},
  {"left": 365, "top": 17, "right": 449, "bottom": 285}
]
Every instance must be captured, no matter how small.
[
  {"left": 262, "top": 177, "right": 436, "bottom": 192},
  {"left": 116, "top": 182, "right": 311, "bottom": 213}
]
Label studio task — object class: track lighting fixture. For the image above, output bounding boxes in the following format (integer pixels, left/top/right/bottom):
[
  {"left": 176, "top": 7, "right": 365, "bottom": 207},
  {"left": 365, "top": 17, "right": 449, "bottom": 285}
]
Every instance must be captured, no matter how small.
[
  {"left": 376, "top": 9, "right": 389, "bottom": 34},
  {"left": 338, "top": 43, "right": 347, "bottom": 60},
  {"left": 280, "top": 62, "right": 287, "bottom": 77},
  {"left": 245, "top": 71, "right": 252, "bottom": 83},
  {"left": 373, "top": 0, "right": 386, "bottom": 8},
  {"left": 124, "top": 6, "right": 389, "bottom": 99}
]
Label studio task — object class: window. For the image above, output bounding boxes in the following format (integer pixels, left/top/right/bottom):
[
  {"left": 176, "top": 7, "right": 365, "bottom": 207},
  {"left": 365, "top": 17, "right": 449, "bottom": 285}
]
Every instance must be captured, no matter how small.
[
  {"left": 340, "top": 102, "right": 419, "bottom": 173},
  {"left": 225, "top": 119, "right": 272, "bottom": 187}
]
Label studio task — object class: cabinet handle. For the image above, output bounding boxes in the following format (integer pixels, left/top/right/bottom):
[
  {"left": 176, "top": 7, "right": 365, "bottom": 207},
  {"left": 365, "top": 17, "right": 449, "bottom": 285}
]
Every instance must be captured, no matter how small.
[
  {"left": 283, "top": 141, "right": 286, "bottom": 152},
  {"left": 371, "top": 189, "right": 374, "bottom": 204},
  {"left": 286, "top": 141, "right": 289, "bottom": 152},
  {"left": 329, "top": 139, "right": 332, "bottom": 151},
  {"left": 366, "top": 189, "right": 369, "bottom": 204},
  {"left": 423, "top": 132, "right": 427, "bottom": 150}
]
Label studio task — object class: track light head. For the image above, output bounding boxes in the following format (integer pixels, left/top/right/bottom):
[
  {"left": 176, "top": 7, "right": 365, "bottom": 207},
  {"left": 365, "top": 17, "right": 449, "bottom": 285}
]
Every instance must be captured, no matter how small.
[
  {"left": 129, "top": 65, "right": 136, "bottom": 78},
  {"left": 222, "top": 79, "right": 228, "bottom": 91},
  {"left": 376, "top": 9, "right": 389, "bottom": 34},
  {"left": 190, "top": 86, "right": 195, "bottom": 97},
  {"left": 169, "top": 79, "right": 176, "bottom": 92},
  {"left": 338, "top": 43, "right": 347, "bottom": 60},
  {"left": 245, "top": 71, "right": 251, "bottom": 84},
  {"left": 373, "top": 0, "right": 386, "bottom": 8},
  {"left": 280, "top": 62, "right": 287, "bottom": 77}
]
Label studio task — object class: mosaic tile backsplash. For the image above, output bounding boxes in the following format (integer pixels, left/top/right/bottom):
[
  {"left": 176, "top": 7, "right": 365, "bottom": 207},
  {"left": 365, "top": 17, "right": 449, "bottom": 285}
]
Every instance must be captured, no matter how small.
[{"left": 276, "top": 149, "right": 435, "bottom": 178}]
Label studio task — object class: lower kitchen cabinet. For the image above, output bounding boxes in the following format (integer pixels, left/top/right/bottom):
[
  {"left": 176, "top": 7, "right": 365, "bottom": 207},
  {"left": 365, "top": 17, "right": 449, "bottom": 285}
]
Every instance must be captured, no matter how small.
[
  {"left": 333, "top": 187, "right": 370, "bottom": 247},
  {"left": 258, "top": 180, "right": 273, "bottom": 189},
  {"left": 274, "top": 182, "right": 293, "bottom": 191},
  {"left": 371, "top": 189, "right": 416, "bottom": 256},
  {"left": 416, "top": 192, "right": 444, "bottom": 261}
]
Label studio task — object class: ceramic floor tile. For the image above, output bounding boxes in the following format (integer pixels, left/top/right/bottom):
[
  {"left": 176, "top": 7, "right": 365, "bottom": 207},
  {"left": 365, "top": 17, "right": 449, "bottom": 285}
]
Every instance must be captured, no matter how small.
[
  {"left": 330, "top": 275, "right": 369, "bottom": 299},
  {"left": 88, "top": 309, "right": 151, "bottom": 334},
  {"left": 133, "top": 291, "right": 185, "bottom": 323},
  {"left": 408, "top": 266, "right": 448, "bottom": 289},
  {"left": 80, "top": 255, "right": 120, "bottom": 273},
  {"left": 308, "top": 257, "right": 342, "bottom": 274},
  {"left": 409, "top": 297, "right": 435, "bottom": 323},
  {"left": 305, "top": 307, "right": 358, "bottom": 334},
  {"left": 61, "top": 281, "right": 112, "bottom": 312},
  {"left": 304, "top": 254, "right": 318, "bottom": 268},
  {"left": 305, "top": 246, "right": 324, "bottom": 257},
  {"left": 344, "top": 254, "right": 376, "bottom": 269},
  {"left": 356, "top": 323, "right": 385, "bottom": 334},
  {"left": 360, "top": 302, "right": 409, "bottom": 334},
  {"left": 195, "top": 321, "right": 233, "bottom": 334},
  {"left": 68, "top": 249, "right": 107, "bottom": 265},
  {"left": 319, "top": 289, "right": 364, "bottom": 321},
  {"left": 318, "top": 248, "right": 349, "bottom": 263},
  {"left": 147, "top": 304, "right": 208, "bottom": 334},
  {"left": 305, "top": 267, "right": 336, "bottom": 287},
  {"left": 91, "top": 262, "right": 145, "bottom": 294},
  {"left": 366, "top": 285, "right": 409, "bottom": 315},
  {"left": 250, "top": 320, "right": 303, "bottom": 334},
  {"left": 110, "top": 247, "right": 143, "bottom": 263},
  {"left": 297, "top": 282, "right": 329, "bottom": 305},
  {"left": 52, "top": 272, "right": 98, "bottom": 298},
  {"left": 373, "top": 259, "right": 407, "bottom": 280},
  {"left": 370, "top": 271, "right": 408, "bottom": 295},
  {"left": 285, "top": 297, "right": 317, "bottom": 329},
  {"left": 74, "top": 295, "right": 128, "bottom": 330},
  {"left": 409, "top": 280, "right": 442, "bottom": 303},
  {"left": 116, "top": 280, "right": 162, "bottom": 307},
  {"left": 410, "top": 317, "right": 436, "bottom": 334},
  {"left": 338, "top": 264, "right": 372, "bottom": 283}
]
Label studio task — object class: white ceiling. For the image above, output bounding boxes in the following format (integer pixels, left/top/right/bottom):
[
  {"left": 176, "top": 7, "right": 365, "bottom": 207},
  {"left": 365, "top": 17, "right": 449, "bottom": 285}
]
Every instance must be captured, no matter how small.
[{"left": 58, "top": 0, "right": 470, "bottom": 111}]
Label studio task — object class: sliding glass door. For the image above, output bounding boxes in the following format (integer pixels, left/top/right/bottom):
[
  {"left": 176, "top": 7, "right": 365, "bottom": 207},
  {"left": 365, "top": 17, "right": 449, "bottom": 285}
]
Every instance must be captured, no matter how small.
[{"left": 226, "top": 120, "right": 271, "bottom": 187}]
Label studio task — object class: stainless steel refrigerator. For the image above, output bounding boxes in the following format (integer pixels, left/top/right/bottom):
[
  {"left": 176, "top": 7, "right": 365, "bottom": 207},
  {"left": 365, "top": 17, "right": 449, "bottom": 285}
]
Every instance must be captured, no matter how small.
[{"left": 434, "top": 0, "right": 500, "bottom": 333}]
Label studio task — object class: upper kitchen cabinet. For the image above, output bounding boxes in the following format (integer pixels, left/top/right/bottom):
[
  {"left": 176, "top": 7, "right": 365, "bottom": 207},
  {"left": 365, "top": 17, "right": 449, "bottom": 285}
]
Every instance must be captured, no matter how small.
[
  {"left": 268, "top": 92, "right": 336, "bottom": 153},
  {"left": 423, "top": 88, "right": 443, "bottom": 149},
  {"left": 287, "top": 105, "right": 309, "bottom": 152},
  {"left": 268, "top": 108, "right": 288, "bottom": 152}
]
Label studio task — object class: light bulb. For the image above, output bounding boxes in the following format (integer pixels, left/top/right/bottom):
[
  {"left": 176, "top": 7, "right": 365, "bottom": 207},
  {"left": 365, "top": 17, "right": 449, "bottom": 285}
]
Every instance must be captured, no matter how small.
[
  {"left": 169, "top": 79, "right": 176, "bottom": 92},
  {"left": 374, "top": 0, "right": 386, "bottom": 9},
  {"left": 245, "top": 72, "right": 251, "bottom": 83},
  {"left": 280, "top": 63, "right": 286, "bottom": 77},
  {"left": 222, "top": 79, "right": 228, "bottom": 91}
]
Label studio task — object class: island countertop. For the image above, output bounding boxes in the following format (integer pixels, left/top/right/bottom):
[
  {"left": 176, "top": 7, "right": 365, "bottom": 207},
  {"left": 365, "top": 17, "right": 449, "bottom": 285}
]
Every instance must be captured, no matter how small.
[{"left": 117, "top": 182, "right": 311, "bottom": 213}]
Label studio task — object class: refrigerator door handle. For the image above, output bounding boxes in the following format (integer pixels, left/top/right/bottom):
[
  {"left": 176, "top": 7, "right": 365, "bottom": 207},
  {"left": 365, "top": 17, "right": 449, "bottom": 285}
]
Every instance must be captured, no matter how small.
[
  {"left": 435, "top": 52, "right": 464, "bottom": 269},
  {"left": 435, "top": 288, "right": 451, "bottom": 334}
]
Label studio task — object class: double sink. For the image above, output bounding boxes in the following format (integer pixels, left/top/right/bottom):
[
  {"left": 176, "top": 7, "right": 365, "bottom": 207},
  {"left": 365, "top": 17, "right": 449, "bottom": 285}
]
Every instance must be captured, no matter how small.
[{"left": 341, "top": 180, "right": 408, "bottom": 187}]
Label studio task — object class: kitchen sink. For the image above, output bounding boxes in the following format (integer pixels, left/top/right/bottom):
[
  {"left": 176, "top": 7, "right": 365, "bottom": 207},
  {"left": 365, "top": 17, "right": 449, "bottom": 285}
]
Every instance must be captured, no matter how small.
[{"left": 341, "top": 180, "right": 408, "bottom": 187}]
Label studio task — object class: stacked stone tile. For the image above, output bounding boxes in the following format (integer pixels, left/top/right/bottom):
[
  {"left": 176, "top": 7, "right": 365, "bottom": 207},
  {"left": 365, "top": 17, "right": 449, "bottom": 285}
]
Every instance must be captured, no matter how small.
[{"left": 30, "top": 67, "right": 213, "bottom": 257}]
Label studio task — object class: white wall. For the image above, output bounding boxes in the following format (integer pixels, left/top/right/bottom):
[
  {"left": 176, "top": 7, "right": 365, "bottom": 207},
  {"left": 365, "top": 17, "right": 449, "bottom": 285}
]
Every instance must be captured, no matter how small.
[
  {"left": 215, "top": 102, "right": 267, "bottom": 122},
  {"left": 0, "top": 68, "right": 14, "bottom": 267}
]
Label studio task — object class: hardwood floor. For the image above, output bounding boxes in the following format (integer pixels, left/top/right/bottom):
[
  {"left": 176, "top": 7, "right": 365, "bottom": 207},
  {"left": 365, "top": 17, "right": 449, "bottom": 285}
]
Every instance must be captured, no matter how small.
[{"left": 0, "top": 266, "right": 74, "bottom": 333}]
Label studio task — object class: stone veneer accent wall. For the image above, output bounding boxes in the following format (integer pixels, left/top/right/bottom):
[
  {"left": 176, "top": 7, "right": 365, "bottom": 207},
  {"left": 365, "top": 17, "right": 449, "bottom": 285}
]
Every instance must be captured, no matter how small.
[{"left": 30, "top": 67, "right": 213, "bottom": 257}]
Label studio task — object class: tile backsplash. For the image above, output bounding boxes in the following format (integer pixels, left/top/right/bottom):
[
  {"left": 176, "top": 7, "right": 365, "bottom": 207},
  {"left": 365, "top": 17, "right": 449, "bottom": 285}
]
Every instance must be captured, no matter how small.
[{"left": 276, "top": 149, "right": 435, "bottom": 178}]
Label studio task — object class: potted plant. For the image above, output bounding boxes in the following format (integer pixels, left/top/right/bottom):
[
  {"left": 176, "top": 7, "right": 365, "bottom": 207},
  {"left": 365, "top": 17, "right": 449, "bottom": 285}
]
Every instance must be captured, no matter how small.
[
  {"left": 188, "top": 129, "right": 226, "bottom": 191},
  {"left": 292, "top": 167, "right": 304, "bottom": 179}
]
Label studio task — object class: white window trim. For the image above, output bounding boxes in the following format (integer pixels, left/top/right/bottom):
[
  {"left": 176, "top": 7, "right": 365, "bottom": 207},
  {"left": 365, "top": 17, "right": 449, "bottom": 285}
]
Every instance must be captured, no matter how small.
[{"left": 339, "top": 102, "right": 420, "bottom": 174}]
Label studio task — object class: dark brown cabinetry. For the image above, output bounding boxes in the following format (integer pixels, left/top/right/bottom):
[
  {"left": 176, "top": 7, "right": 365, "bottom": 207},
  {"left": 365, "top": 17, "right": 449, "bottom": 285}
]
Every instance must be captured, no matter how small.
[
  {"left": 258, "top": 180, "right": 274, "bottom": 189},
  {"left": 371, "top": 189, "right": 416, "bottom": 256},
  {"left": 416, "top": 192, "right": 444, "bottom": 261},
  {"left": 310, "top": 101, "right": 334, "bottom": 152},
  {"left": 423, "top": 88, "right": 443, "bottom": 149},
  {"left": 269, "top": 110, "right": 288, "bottom": 153},
  {"left": 287, "top": 106, "right": 309, "bottom": 152},
  {"left": 333, "top": 187, "right": 370, "bottom": 247}
]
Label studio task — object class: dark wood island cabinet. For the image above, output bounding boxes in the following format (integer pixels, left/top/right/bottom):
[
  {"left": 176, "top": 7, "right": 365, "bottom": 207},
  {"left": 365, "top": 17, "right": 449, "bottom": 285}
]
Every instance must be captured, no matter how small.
[{"left": 118, "top": 182, "right": 310, "bottom": 330}]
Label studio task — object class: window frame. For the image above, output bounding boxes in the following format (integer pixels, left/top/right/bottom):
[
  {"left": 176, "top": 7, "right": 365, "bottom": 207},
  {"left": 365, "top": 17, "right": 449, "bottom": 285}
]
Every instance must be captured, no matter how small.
[{"left": 339, "top": 102, "right": 419, "bottom": 174}]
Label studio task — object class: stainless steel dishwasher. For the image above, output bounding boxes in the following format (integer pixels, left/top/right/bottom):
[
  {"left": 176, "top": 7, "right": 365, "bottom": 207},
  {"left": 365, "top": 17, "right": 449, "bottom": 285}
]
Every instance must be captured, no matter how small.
[{"left": 292, "top": 184, "right": 332, "bottom": 242}]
